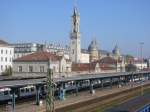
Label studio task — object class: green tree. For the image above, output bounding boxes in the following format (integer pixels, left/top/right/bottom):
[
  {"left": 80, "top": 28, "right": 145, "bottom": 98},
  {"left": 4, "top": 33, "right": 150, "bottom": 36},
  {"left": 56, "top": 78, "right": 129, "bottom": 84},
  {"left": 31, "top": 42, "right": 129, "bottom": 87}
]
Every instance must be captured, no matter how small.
[
  {"left": 2, "top": 66, "right": 12, "bottom": 76},
  {"left": 124, "top": 54, "right": 134, "bottom": 63},
  {"left": 125, "top": 64, "right": 137, "bottom": 72}
]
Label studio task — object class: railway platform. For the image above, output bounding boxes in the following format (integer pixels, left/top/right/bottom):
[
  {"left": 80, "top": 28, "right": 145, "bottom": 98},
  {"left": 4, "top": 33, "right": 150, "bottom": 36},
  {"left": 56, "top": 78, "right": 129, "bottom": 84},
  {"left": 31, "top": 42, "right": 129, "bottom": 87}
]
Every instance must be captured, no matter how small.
[{"left": 0, "top": 80, "right": 150, "bottom": 112}]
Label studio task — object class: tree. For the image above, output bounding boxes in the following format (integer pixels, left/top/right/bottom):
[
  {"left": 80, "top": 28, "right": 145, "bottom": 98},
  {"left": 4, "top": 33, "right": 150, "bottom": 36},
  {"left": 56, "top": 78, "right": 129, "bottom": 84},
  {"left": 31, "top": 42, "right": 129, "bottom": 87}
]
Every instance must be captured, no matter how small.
[
  {"left": 125, "top": 64, "right": 137, "bottom": 72},
  {"left": 124, "top": 54, "right": 134, "bottom": 64},
  {"left": 2, "top": 66, "right": 12, "bottom": 76}
]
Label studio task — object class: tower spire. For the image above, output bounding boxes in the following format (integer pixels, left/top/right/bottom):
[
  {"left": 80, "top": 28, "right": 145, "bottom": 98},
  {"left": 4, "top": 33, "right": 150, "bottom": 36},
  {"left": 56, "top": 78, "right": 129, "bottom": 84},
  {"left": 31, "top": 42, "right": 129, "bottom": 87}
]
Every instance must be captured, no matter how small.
[
  {"left": 73, "top": 0, "right": 79, "bottom": 17},
  {"left": 70, "top": 0, "right": 81, "bottom": 63},
  {"left": 71, "top": 1, "right": 80, "bottom": 33}
]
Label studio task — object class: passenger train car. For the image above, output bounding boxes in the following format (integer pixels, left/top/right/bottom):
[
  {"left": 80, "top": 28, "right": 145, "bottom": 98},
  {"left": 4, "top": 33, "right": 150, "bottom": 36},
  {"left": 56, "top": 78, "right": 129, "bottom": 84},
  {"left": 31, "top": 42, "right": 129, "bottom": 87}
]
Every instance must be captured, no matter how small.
[
  {"left": 0, "top": 76, "right": 148, "bottom": 102},
  {"left": 0, "top": 88, "right": 11, "bottom": 101}
]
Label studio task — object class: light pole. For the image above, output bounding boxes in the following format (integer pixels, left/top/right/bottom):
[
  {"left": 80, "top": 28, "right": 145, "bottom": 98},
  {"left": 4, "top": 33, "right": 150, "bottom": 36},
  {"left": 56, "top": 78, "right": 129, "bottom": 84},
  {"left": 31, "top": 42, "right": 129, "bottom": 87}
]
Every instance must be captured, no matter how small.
[
  {"left": 140, "top": 42, "right": 144, "bottom": 95},
  {"left": 46, "top": 59, "right": 55, "bottom": 112}
]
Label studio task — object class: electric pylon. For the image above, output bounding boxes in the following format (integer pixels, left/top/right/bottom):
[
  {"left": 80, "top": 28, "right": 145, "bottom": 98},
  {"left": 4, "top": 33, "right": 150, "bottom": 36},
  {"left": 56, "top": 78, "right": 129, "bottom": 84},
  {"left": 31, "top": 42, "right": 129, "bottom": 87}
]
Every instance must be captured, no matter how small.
[{"left": 46, "top": 68, "right": 55, "bottom": 112}]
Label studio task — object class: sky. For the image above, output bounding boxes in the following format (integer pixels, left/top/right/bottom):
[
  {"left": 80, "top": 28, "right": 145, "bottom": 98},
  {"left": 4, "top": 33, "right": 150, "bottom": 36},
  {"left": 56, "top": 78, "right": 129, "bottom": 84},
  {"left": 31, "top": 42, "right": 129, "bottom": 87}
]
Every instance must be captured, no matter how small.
[{"left": 0, "top": 0, "right": 150, "bottom": 58}]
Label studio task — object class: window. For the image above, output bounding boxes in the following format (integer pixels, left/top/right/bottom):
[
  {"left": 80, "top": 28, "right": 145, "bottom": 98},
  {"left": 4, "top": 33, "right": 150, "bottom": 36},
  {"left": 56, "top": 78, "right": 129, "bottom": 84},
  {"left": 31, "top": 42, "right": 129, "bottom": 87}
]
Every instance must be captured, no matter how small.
[
  {"left": 1, "top": 50, "right": 3, "bottom": 54},
  {"left": 5, "top": 57, "right": 7, "bottom": 62},
  {"left": 20, "top": 88, "right": 24, "bottom": 93},
  {"left": 26, "top": 88, "right": 29, "bottom": 92},
  {"left": 40, "top": 66, "right": 44, "bottom": 72},
  {"left": 18, "top": 66, "right": 22, "bottom": 72},
  {"left": 72, "top": 49, "right": 74, "bottom": 54},
  {"left": 0, "top": 65, "right": 2, "bottom": 70},
  {"left": 53, "top": 66, "right": 56, "bottom": 72},
  {"left": 31, "top": 87, "right": 34, "bottom": 92},
  {"left": 4, "top": 91, "right": 8, "bottom": 96},
  {"left": 29, "top": 66, "right": 33, "bottom": 72}
]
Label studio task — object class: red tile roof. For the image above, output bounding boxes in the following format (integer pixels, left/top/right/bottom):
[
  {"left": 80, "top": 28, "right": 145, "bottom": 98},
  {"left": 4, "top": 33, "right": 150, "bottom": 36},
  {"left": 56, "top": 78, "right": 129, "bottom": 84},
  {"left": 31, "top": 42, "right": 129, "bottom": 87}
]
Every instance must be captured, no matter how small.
[
  {"left": 72, "top": 63, "right": 96, "bottom": 72},
  {"left": 97, "top": 57, "right": 117, "bottom": 64},
  {"left": 72, "top": 57, "right": 118, "bottom": 72},
  {"left": 14, "top": 51, "right": 62, "bottom": 62}
]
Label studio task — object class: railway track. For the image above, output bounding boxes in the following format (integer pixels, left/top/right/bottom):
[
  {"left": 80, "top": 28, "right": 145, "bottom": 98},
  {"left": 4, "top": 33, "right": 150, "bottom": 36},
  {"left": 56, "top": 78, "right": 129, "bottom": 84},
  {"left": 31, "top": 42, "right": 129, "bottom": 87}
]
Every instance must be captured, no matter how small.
[
  {"left": 1, "top": 81, "right": 150, "bottom": 112},
  {"left": 55, "top": 83, "right": 150, "bottom": 112}
]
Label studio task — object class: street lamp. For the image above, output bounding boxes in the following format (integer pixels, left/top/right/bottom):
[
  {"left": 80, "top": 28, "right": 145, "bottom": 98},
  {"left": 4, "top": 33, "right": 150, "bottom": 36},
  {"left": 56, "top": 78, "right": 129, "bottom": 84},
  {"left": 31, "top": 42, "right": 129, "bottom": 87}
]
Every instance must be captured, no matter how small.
[{"left": 140, "top": 42, "right": 144, "bottom": 96}]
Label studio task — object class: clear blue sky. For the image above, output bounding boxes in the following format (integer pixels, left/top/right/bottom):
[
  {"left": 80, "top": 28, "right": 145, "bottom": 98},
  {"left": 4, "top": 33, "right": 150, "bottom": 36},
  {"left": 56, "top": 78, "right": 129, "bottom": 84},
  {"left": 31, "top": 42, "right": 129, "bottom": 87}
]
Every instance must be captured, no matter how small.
[{"left": 0, "top": 0, "right": 150, "bottom": 58}]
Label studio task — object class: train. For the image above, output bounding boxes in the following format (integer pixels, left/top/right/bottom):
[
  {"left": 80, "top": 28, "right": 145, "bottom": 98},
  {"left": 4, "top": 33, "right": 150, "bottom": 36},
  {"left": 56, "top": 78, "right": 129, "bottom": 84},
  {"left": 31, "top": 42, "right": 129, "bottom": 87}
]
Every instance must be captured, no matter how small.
[
  {"left": 0, "top": 86, "right": 37, "bottom": 102},
  {"left": 0, "top": 76, "right": 147, "bottom": 102}
]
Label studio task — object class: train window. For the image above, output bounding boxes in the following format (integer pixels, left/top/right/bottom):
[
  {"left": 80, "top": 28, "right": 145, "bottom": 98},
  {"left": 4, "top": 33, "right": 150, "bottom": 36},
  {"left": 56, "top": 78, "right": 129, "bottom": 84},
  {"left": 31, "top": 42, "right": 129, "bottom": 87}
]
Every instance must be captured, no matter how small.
[
  {"left": 0, "top": 92, "right": 3, "bottom": 95},
  {"left": 26, "top": 88, "right": 29, "bottom": 92},
  {"left": 31, "top": 87, "right": 34, "bottom": 92},
  {"left": 45, "top": 86, "right": 47, "bottom": 90},
  {"left": 21, "top": 89, "right": 24, "bottom": 93},
  {"left": 4, "top": 91, "right": 8, "bottom": 96}
]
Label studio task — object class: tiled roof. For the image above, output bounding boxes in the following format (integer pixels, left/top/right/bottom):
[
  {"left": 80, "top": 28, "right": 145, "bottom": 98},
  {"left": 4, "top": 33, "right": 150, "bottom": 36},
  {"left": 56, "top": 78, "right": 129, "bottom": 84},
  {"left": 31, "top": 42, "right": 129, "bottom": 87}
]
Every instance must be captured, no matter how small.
[
  {"left": 72, "top": 61, "right": 117, "bottom": 72},
  {"left": 72, "top": 63, "right": 96, "bottom": 72},
  {"left": 0, "top": 40, "right": 8, "bottom": 45},
  {"left": 96, "top": 57, "right": 117, "bottom": 64},
  {"left": 14, "top": 51, "right": 62, "bottom": 62},
  {"left": 72, "top": 57, "right": 119, "bottom": 72}
]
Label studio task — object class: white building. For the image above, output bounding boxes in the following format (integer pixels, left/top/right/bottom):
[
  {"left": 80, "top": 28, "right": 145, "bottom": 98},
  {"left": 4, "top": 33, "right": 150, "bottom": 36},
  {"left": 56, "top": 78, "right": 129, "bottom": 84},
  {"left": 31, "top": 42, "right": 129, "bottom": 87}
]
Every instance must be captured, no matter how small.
[
  {"left": 43, "top": 43, "right": 70, "bottom": 55},
  {"left": 13, "top": 51, "right": 72, "bottom": 77},
  {"left": 11, "top": 43, "right": 43, "bottom": 59},
  {"left": 12, "top": 42, "right": 70, "bottom": 60},
  {"left": 0, "top": 40, "right": 14, "bottom": 75},
  {"left": 133, "top": 59, "right": 147, "bottom": 70}
]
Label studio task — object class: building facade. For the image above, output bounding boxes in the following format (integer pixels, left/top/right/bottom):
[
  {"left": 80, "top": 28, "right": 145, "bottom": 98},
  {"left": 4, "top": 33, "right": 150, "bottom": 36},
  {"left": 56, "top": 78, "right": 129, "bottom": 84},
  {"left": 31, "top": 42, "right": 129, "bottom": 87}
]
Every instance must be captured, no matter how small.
[
  {"left": 13, "top": 51, "right": 71, "bottom": 77},
  {"left": 12, "top": 42, "right": 70, "bottom": 60},
  {"left": 0, "top": 40, "right": 14, "bottom": 75},
  {"left": 11, "top": 43, "right": 43, "bottom": 59},
  {"left": 133, "top": 59, "right": 147, "bottom": 70}
]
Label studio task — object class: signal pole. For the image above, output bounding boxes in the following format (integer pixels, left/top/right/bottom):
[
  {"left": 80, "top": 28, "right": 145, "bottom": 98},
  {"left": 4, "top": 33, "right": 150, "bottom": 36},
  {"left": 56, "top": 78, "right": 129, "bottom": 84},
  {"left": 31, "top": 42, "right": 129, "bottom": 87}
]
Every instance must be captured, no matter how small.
[{"left": 46, "top": 60, "right": 55, "bottom": 112}]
